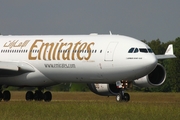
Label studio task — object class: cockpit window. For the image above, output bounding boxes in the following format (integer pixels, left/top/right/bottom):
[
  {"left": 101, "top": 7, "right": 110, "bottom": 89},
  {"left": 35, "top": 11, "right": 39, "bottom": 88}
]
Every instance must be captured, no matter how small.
[
  {"left": 134, "top": 48, "right": 138, "bottom": 53},
  {"left": 128, "top": 47, "right": 153, "bottom": 53},
  {"left": 128, "top": 48, "right": 134, "bottom": 53},
  {"left": 148, "top": 48, "right": 153, "bottom": 53},
  {"left": 128, "top": 47, "right": 139, "bottom": 53},
  {"left": 139, "top": 48, "right": 148, "bottom": 53}
]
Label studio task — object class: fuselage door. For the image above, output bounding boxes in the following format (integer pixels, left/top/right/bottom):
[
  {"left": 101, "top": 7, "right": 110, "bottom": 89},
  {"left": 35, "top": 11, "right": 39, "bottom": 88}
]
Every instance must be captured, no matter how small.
[{"left": 104, "top": 42, "right": 118, "bottom": 61}]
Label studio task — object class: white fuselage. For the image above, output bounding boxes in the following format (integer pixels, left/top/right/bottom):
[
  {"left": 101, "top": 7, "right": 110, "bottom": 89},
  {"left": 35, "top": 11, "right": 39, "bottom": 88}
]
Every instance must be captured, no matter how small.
[{"left": 0, "top": 35, "right": 157, "bottom": 87}]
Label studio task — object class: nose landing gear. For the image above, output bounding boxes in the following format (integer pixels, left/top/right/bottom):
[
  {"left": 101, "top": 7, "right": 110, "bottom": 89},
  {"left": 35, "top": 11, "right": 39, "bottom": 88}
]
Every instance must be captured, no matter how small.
[
  {"left": 116, "top": 81, "right": 130, "bottom": 102},
  {"left": 116, "top": 89, "right": 130, "bottom": 102}
]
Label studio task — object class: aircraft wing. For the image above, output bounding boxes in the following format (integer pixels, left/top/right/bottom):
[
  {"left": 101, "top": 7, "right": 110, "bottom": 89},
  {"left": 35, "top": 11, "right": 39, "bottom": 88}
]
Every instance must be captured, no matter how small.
[
  {"left": 0, "top": 61, "right": 35, "bottom": 77},
  {"left": 156, "top": 44, "right": 176, "bottom": 59}
]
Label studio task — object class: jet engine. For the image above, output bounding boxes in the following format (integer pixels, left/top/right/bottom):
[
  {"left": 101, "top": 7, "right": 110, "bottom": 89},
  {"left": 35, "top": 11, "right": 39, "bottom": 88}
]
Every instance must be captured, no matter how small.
[{"left": 133, "top": 63, "right": 166, "bottom": 87}]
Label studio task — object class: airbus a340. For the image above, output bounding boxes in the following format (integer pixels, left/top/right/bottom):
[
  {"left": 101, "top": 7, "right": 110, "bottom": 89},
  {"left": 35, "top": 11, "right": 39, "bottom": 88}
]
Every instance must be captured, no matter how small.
[{"left": 0, "top": 33, "right": 176, "bottom": 102}]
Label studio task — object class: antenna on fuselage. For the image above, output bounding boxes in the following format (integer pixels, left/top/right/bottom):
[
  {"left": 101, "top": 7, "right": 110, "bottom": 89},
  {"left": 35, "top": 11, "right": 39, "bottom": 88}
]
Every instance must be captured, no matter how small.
[{"left": 109, "top": 31, "right": 112, "bottom": 35}]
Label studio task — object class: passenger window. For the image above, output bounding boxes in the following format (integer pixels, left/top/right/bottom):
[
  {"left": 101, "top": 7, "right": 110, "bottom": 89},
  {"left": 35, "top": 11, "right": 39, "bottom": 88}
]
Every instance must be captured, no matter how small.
[{"left": 128, "top": 48, "right": 134, "bottom": 53}]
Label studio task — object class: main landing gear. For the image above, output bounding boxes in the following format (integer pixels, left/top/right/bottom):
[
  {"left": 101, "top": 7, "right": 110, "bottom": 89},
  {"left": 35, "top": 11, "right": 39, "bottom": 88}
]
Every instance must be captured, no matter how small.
[
  {"left": 115, "top": 81, "right": 130, "bottom": 102},
  {"left": 26, "top": 88, "right": 52, "bottom": 102},
  {"left": 0, "top": 86, "right": 52, "bottom": 102}
]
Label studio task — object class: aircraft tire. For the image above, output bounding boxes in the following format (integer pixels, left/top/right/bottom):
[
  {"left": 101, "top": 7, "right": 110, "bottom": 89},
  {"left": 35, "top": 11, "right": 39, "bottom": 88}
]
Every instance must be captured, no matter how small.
[
  {"left": 116, "top": 94, "right": 122, "bottom": 102},
  {"left": 34, "top": 90, "right": 44, "bottom": 101},
  {"left": 26, "top": 91, "right": 34, "bottom": 101},
  {"left": 124, "top": 93, "right": 130, "bottom": 102},
  {"left": 44, "top": 91, "right": 52, "bottom": 102},
  {"left": 3, "top": 90, "right": 11, "bottom": 101}
]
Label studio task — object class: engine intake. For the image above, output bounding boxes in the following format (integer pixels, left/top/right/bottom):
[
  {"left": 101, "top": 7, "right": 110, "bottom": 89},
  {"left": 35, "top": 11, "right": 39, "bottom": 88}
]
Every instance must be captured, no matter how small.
[{"left": 133, "top": 63, "right": 166, "bottom": 87}]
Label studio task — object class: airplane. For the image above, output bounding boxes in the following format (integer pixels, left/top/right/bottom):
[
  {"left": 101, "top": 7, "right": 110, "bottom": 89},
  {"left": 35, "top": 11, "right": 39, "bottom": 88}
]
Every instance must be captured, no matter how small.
[{"left": 0, "top": 33, "right": 176, "bottom": 102}]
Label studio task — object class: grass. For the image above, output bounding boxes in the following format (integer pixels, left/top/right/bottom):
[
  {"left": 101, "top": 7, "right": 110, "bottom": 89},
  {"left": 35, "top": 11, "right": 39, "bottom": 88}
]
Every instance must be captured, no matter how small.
[{"left": 0, "top": 92, "right": 180, "bottom": 120}]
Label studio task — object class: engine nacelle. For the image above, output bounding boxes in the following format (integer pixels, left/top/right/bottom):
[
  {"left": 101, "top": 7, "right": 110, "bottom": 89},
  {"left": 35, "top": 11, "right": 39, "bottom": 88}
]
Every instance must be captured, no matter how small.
[
  {"left": 133, "top": 63, "right": 166, "bottom": 87},
  {"left": 87, "top": 83, "right": 119, "bottom": 96}
]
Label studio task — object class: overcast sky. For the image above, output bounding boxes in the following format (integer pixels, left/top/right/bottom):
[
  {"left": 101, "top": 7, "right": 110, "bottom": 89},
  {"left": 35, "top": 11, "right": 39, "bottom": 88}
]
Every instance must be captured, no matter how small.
[{"left": 0, "top": 1, "right": 179, "bottom": 42}]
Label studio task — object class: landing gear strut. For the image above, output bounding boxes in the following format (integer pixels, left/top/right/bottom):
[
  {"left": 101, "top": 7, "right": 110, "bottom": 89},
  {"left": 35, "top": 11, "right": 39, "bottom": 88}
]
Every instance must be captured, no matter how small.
[
  {"left": 116, "top": 81, "right": 130, "bottom": 102},
  {"left": 25, "top": 88, "right": 52, "bottom": 102}
]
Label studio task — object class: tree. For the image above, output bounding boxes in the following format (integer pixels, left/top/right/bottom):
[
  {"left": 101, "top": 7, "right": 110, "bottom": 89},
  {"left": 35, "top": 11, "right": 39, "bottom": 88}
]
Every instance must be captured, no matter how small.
[
  {"left": 147, "top": 39, "right": 165, "bottom": 54},
  {"left": 140, "top": 38, "right": 180, "bottom": 92},
  {"left": 164, "top": 38, "right": 180, "bottom": 92}
]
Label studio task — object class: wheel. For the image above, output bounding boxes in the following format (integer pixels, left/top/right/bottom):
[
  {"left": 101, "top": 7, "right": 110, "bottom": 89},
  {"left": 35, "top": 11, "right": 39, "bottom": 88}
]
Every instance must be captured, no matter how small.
[
  {"left": 116, "top": 94, "right": 122, "bottom": 102},
  {"left": 26, "top": 91, "right": 34, "bottom": 101},
  {"left": 34, "top": 90, "right": 39, "bottom": 101},
  {"left": 34, "top": 90, "right": 43, "bottom": 101},
  {"left": 44, "top": 91, "right": 52, "bottom": 102},
  {"left": 39, "top": 91, "right": 44, "bottom": 101},
  {"left": 124, "top": 93, "right": 130, "bottom": 102},
  {"left": 3, "top": 90, "right": 11, "bottom": 101}
]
